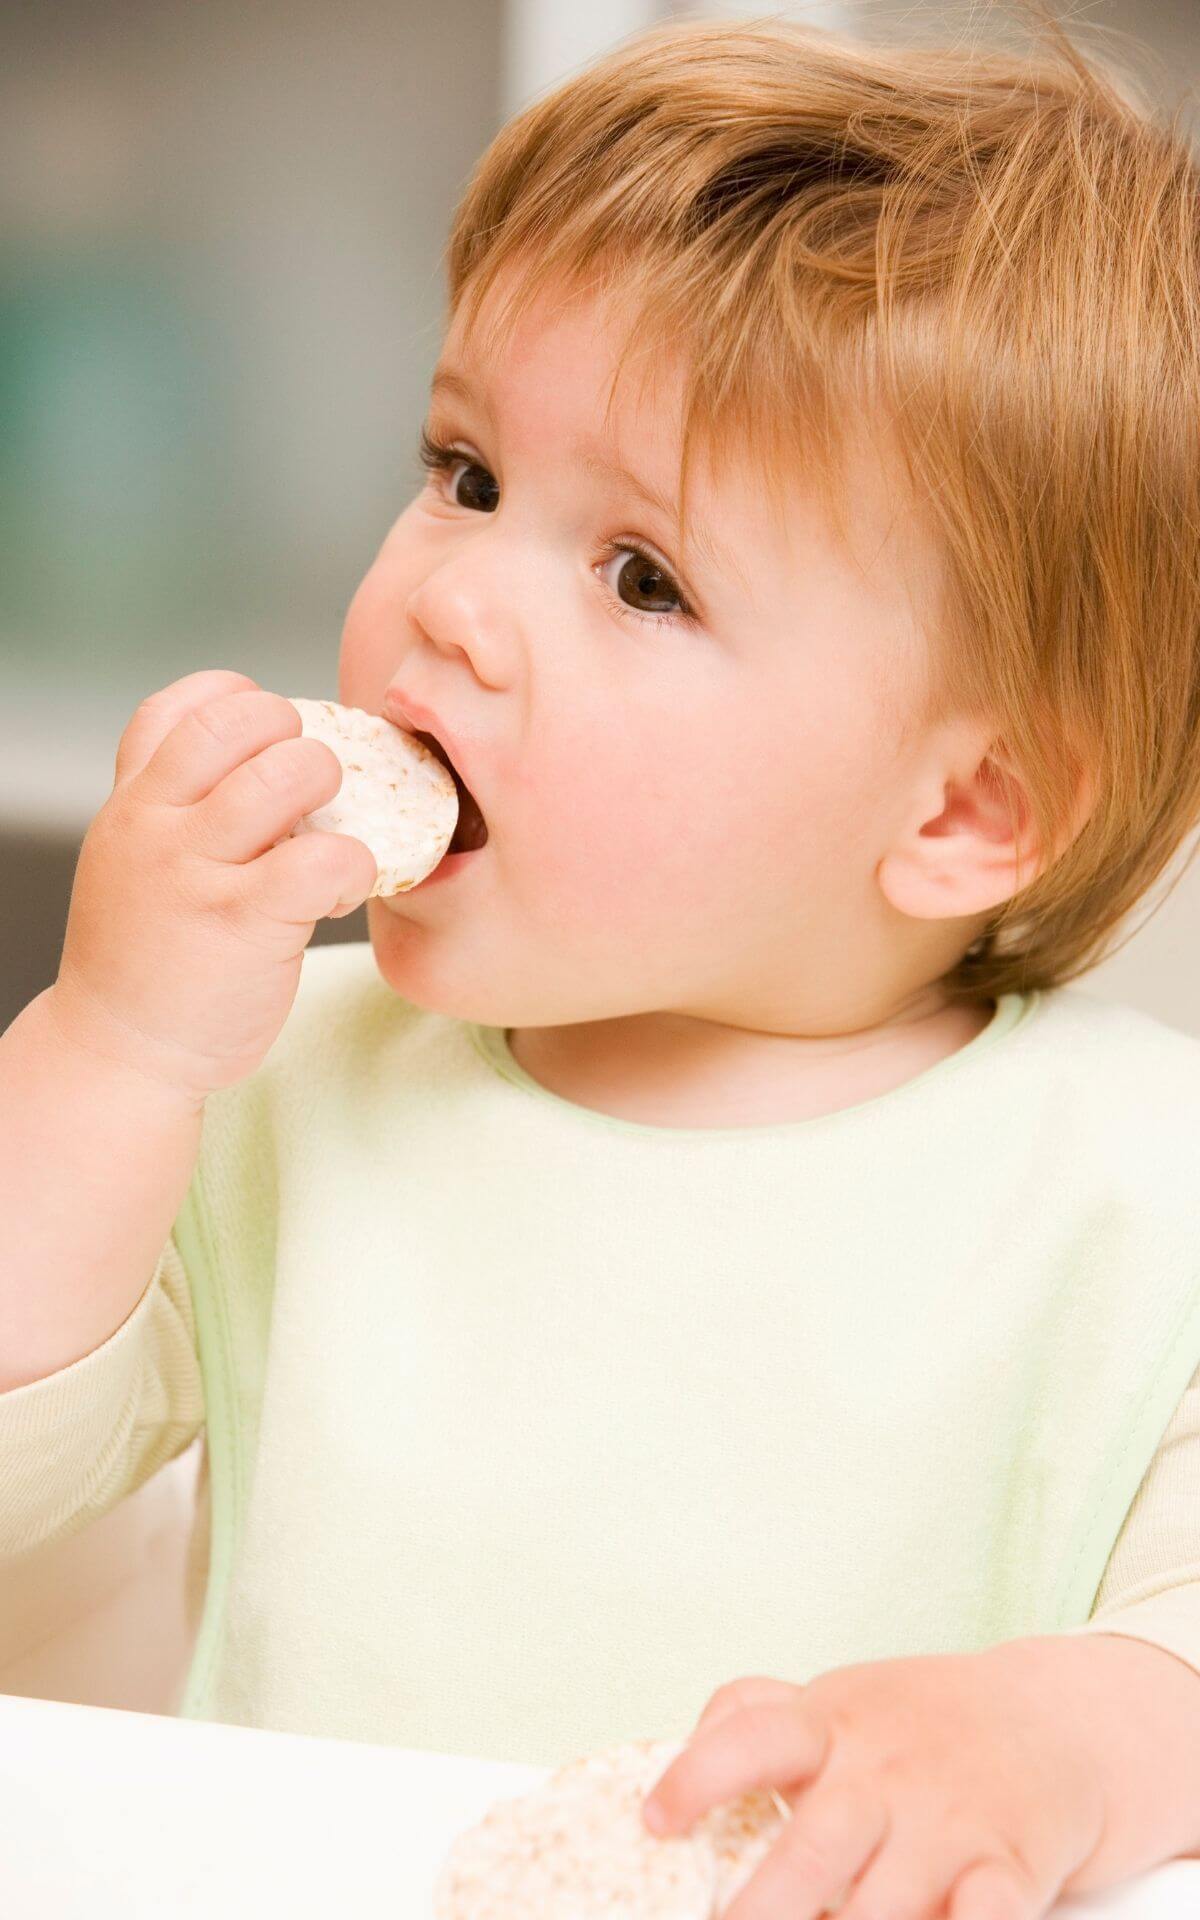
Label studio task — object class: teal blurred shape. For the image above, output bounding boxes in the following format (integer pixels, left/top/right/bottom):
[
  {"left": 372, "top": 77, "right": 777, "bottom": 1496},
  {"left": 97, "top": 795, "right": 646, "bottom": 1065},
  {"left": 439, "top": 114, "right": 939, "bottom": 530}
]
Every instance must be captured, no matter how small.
[{"left": 0, "top": 240, "right": 237, "bottom": 667}]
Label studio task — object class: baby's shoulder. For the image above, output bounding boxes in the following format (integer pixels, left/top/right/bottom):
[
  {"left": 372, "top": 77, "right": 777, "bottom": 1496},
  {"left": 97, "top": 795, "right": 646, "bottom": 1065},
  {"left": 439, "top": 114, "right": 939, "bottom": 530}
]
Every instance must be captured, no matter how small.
[
  {"left": 1031, "top": 984, "right": 1200, "bottom": 1173},
  {"left": 1039, "top": 982, "right": 1200, "bottom": 1077}
]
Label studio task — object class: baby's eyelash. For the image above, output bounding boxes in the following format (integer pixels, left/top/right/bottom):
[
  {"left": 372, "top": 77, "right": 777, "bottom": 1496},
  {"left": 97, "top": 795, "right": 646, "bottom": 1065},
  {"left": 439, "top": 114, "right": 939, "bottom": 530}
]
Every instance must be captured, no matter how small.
[
  {"left": 416, "top": 427, "right": 696, "bottom": 628},
  {"left": 417, "top": 426, "right": 462, "bottom": 478}
]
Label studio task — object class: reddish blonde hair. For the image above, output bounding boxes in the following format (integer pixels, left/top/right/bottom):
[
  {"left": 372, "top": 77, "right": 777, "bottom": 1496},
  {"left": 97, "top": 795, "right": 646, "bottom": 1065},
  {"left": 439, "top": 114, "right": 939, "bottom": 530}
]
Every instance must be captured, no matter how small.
[{"left": 441, "top": 3, "right": 1200, "bottom": 1006}]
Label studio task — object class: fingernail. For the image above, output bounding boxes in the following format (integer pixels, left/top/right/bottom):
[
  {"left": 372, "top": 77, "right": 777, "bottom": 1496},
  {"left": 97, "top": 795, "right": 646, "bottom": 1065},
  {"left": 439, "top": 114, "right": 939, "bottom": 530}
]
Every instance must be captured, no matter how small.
[{"left": 643, "top": 1799, "right": 668, "bottom": 1834}]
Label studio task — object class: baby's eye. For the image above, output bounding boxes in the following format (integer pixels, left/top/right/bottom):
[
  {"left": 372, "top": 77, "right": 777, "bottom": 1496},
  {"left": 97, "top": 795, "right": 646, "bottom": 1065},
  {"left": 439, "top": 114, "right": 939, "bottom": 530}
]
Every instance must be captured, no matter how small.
[
  {"left": 418, "top": 428, "right": 498, "bottom": 512},
  {"left": 596, "top": 545, "right": 689, "bottom": 623}
]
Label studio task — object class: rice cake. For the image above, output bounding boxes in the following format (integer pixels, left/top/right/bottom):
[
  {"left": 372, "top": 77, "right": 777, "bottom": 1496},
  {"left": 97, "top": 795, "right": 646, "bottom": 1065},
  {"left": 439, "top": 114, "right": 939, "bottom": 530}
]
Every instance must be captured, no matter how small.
[
  {"left": 433, "top": 1735, "right": 793, "bottom": 1920},
  {"left": 702, "top": 1784, "right": 790, "bottom": 1913},
  {"left": 433, "top": 1740, "right": 717, "bottom": 1920},
  {"left": 280, "top": 696, "right": 458, "bottom": 896}
]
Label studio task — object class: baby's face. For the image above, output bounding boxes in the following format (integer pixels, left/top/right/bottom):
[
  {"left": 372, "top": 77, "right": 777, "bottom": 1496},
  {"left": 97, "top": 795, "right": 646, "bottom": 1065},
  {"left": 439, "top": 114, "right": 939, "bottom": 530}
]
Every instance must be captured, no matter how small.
[{"left": 340, "top": 266, "right": 943, "bottom": 1030}]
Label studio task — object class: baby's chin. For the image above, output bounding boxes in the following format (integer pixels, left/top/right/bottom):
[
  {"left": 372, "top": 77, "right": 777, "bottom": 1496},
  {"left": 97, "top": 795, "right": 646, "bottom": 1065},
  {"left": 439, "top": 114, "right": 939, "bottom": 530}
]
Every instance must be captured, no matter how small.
[
  {"left": 364, "top": 897, "right": 668, "bottom": 1033},
  {"left": 364, "top": 894, "right": 537, "bottom": 1030}
]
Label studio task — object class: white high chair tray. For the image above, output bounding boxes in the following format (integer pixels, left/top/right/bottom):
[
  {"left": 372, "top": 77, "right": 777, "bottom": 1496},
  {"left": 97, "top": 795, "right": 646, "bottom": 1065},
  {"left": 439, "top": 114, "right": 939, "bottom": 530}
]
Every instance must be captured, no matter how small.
[{"left": 0, "top": 1691, "right": 1195, "bottom": 1917}]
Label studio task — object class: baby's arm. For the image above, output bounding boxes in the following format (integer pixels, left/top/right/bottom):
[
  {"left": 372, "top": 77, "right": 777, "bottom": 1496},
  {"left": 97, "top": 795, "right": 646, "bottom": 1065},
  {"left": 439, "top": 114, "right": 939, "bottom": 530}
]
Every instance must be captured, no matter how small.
[
  {"left": 0, "top": 986, "right": 204, "bottom": 1392},
  {"left": 2, "top": 671, "right": 373, "bottom": 1392}
]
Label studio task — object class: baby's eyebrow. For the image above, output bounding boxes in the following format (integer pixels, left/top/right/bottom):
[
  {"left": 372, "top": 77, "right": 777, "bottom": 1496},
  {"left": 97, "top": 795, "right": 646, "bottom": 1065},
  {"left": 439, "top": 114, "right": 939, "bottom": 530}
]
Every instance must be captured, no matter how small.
[
  {"left": 430, "top": 364, "right": 747, "bottom": 593},
  {"left": 572, "top": 443, "right": 747, "bottom": 592}
]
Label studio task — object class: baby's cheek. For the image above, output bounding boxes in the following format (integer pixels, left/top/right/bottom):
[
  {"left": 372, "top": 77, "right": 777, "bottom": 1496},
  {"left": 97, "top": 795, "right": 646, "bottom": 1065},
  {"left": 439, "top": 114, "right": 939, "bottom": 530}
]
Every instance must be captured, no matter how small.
[
  {"left": 337, "top": 593, "right": 394, "bottom": 709},
  {"left": 527, "top": 735, "right": 742, "bottom": 928},
  {"left": 525, "top": 774, "right": 654, "bottom": 911}
]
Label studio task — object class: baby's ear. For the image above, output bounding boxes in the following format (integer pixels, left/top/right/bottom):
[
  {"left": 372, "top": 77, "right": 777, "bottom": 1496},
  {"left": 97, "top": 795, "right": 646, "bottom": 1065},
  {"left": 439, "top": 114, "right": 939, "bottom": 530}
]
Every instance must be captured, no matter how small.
[{"left": 876, "top": 728, "right": 1092, "bottom": 924}]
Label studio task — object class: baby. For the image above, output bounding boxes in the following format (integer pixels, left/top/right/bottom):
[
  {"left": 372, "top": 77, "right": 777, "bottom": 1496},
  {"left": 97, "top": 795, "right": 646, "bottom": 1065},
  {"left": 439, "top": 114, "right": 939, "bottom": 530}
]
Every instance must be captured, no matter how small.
[{"left": 5, "top": 10, "right": 1200, "bottom": 1918}]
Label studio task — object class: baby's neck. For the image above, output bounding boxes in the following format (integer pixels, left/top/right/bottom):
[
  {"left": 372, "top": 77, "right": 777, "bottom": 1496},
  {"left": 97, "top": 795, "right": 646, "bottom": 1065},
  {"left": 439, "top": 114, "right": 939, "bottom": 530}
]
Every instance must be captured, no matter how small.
[{"left": 506, "top": 996, "right": 995, "bottom": 1130}]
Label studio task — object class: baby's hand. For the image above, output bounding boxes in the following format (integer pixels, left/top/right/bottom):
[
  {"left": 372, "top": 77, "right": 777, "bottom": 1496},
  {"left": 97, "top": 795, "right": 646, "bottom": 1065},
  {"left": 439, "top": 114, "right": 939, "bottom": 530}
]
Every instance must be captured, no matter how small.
[
  {"left": 641, "top": 1643, "right": 1107, "bottom": 1919},
  {"left": 52, "top": 674, "right": 379, "bottom": 1105}
]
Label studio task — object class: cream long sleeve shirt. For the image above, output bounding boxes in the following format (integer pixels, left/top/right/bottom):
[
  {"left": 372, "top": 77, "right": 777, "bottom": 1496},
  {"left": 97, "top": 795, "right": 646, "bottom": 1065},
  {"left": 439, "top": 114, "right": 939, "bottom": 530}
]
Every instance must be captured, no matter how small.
[{"left": 2, "top": 942, "right": 1199, "bottom": 1764}]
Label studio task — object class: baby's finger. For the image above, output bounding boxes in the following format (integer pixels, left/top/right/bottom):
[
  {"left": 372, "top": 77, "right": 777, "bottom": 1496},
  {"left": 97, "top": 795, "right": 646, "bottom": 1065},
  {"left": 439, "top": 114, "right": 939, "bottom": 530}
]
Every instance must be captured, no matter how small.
[
  {"left": 948, "top": 1854, "right": 1043, "bottom": 1920},
  {"left": 643, "top": 1701, "right": 828, "bottom": 1836},
  {"left": 114, "top": 670, "right": 261, "bottom": 787},
  {"left": 247, "top": 830, "right": 379, "bottom": 930},
  {"left": 722, "top": 1775, "right": 886, "bottom": 1920},
  {"left": 691, "top": 1675, "right": 802, "bottom": 1740}
]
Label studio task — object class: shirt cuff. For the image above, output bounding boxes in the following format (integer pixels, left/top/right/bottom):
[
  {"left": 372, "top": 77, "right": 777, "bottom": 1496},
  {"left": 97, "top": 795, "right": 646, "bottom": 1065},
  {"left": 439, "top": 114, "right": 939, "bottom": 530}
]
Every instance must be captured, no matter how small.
[
  {"left": 0, "top": 1247, "right": 172, "bottom": 1445},
  {"left": 1063, "top": 1588, "right": 1200, "bottom": 1685}
]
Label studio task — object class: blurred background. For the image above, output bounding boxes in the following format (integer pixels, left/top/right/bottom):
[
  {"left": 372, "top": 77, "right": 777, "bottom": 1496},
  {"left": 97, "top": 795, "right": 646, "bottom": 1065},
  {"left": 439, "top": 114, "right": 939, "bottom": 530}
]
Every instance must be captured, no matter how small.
[{"left": 2, "top": 0, "right": 1199, "bottom": 1716}]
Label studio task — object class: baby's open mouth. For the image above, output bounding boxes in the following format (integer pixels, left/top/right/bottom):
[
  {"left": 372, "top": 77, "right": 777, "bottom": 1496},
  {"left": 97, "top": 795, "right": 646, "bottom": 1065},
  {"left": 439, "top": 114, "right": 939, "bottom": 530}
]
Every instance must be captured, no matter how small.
[{"left": 413, "top": 730, "right": 489, "bottom": 853}]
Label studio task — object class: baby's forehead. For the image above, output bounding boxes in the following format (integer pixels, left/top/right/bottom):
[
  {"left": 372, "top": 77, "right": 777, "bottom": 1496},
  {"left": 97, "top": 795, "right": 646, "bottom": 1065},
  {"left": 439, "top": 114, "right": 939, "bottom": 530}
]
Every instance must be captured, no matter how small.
[{"left": 443, "top": 269, "right": 688, "bottom": 440}]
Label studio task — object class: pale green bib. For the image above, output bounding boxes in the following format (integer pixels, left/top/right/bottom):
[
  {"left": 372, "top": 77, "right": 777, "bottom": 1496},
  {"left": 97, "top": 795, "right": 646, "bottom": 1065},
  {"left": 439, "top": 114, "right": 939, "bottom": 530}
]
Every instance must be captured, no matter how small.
[{"left": 169, "top": 942, "right": 1200, "bottom": 1765}]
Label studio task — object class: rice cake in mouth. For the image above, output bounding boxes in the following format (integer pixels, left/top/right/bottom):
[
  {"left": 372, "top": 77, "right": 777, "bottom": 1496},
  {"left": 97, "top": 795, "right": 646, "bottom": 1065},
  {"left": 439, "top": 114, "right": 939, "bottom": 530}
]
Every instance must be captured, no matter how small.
[
  {"left": 433, "top": 1736, "right": 791, "bottom": 1919},
  {"left": 280, "top": 697, "right": 458, "bottom": 895}
]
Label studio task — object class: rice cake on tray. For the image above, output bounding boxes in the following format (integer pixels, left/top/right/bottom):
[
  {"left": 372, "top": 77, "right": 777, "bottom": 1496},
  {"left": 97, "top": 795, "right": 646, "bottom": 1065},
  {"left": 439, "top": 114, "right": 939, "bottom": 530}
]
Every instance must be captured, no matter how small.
[
  {"left": 280, "top": 697, "right": 458, "bottom": 895},
  {"left": 433, "top": 1737, "right": 790, "bottom": 1919}
]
